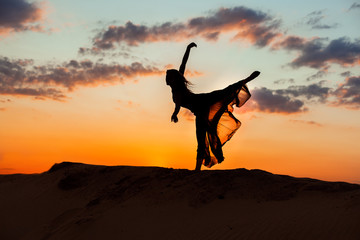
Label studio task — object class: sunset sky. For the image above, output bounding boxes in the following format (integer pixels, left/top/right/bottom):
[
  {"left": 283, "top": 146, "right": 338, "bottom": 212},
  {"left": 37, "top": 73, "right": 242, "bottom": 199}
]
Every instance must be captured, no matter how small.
[{"left": 1, "top": 0, "right": 359, "bottom": 183}]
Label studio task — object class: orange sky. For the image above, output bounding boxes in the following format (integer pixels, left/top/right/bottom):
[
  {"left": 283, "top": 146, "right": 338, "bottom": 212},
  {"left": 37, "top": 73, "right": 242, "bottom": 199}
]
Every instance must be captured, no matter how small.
[
  {"left": 1, "top": 0, "right": 360, "bottom": 184},
  {"left": 1, "top": 80, "right": 359, "bottom": 184}
]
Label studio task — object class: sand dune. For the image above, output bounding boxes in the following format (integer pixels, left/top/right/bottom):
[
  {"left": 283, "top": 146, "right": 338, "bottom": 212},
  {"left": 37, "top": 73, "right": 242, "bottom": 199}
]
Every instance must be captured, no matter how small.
[{"left": 0, "top": 162, "right": 359, "bottom": 240}]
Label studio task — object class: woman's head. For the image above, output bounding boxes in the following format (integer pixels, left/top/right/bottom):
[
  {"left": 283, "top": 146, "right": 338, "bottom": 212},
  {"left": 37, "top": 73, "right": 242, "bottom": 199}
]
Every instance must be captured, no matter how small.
[{"left": 166, "top": 69, "right": 191, "bottom": 90}]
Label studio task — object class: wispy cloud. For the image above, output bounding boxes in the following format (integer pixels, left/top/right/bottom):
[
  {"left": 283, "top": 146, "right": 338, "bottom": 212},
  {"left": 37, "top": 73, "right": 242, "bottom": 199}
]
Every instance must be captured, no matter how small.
[
  {"left": 306, "top": 68, "right": 328, "bottom": 81},
  {"left": 181, "top": 109, "right": 195, "bottom": 121},
  {"left": 303, "top": 10, "right": 338, "bottom": 30},
  {"left": 273, "top": 78, "right": 295, "bottom": 85},
  {"left": 348, "top": 3, "right": 360, "bottom": 11},
  {"left": 0, "top": 98, "right": 12, "bottom": 103},
  {"left": 0, "top": 57, "right": 162, "bottom": 100},
  {"left": 290, "top": 119, "right": 323, "bottom": 127},
  {"left": 116, "top": 100, "right": 140, "bottom": 109}
]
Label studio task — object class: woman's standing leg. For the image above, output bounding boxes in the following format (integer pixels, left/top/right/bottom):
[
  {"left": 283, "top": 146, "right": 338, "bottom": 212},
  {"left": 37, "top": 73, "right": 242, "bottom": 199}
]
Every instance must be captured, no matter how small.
[{"left": 195, "top": 116, "right": 207, "bottom": 171}]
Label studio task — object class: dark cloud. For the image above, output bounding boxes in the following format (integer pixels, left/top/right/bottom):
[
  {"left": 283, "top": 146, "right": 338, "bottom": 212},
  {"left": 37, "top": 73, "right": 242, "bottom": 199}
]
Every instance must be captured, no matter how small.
[
  {"left": 248, "top": 81, "right": 331, "bottom": 114},
  {"left": 0, "top": 0, "right": 45, "bottom": 34},
  {"left": 86, "top": 6, "right": 358, "bottom": 73},
  {"left": 252, "top": 76, "right": 360, "bottom": 112},
  {"left": 91, "top": 21, "right": 187, "bottom": 50},
  {"left": 275, "top": 82, "right": 331, "bottom": 102},
  {"left": 0, "top": 57, "right": 161, "bottom": 100},
  {"left": 250, "top": 87, "right": 307, "bottom": 114},
  {"left": 340, "top": 71, "right": 352, "bottom": 77},
  {"left": 333, "top": 76, "right": 360, "bottom": 108},
  {"left": 278, "top": 36, "right": 360, "bottom": 69},
  {"left": 1, "top": 87, "right": 66, "bottom": 100},
  {"left": 273, "top": 35, "right": 306, "bottom": 51},
  {"left": 251, "top": 77, "right": 360, "bottom": 113},
  {"left": 88, "top": 6, "right": 281, "bottom": 52}
]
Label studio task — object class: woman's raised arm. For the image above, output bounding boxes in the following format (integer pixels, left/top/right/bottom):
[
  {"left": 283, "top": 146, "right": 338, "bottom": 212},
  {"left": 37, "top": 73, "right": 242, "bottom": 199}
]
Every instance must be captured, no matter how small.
[{"left": 179, "top": 42, "right": 197, "bottom": 75}]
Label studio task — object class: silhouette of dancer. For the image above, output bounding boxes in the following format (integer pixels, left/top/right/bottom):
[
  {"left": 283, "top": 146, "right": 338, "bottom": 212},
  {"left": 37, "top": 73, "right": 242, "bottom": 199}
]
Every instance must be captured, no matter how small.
[{"left": 166, "top": 42, "right": 260, "bottom": 171}]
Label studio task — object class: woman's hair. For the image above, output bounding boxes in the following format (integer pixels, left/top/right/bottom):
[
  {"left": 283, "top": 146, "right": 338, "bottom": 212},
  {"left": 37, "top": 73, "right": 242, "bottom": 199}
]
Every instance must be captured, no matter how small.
[{"left": 166, "top": 69, "right": 192, "bottom": 92}]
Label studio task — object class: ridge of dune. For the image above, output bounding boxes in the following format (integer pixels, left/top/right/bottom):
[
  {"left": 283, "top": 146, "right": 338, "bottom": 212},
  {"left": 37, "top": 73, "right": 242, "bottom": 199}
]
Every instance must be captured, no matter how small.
[{"left": 0, "top": 161, "right": 359, "bottom": 240}]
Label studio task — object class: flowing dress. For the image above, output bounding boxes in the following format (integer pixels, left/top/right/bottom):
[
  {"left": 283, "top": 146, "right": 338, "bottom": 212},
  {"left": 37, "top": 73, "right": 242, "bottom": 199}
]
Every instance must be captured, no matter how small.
[{"left": 180, "top": 81, "right": 251, "bottom": 168}]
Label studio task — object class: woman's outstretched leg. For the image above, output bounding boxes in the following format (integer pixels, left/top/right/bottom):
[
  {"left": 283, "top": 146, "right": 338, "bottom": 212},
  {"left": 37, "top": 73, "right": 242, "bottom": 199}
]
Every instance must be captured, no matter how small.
[
  {"left": 233, "top": 71, "right": 260, "bottom": 88},
  {"left": 244, "top": 71, "right": 260, "bottom": 84}
]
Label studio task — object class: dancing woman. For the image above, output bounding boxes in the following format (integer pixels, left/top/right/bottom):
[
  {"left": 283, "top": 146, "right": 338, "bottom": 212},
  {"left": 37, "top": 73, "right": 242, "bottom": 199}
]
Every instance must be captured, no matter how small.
[{"left": 166, "top": 42, "right": 260, "bottom": 171}]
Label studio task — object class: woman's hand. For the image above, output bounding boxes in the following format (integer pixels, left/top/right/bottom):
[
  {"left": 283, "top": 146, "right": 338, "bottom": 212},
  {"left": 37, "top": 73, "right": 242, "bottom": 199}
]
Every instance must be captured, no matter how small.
[
  {"left": 188, "top": 42, "right": 197, "bottom": 49},
  {"left": 171, "top": 114, "right": 178, "bottom": 123}
]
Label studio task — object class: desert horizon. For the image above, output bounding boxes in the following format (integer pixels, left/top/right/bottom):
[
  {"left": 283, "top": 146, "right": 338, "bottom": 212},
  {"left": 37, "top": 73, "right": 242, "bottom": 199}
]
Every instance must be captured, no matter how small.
[
  {"left": 2, "top": 161, "right": 360, "bottom": 185},
  {"left": 1, "top": 161, "right": 359, "bottom": 240}
]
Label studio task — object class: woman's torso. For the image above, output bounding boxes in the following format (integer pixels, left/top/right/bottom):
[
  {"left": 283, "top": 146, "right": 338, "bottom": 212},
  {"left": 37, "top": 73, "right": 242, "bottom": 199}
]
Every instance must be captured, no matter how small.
[{"left": 174, "top": 89, "right": 229, "bottom": 116}]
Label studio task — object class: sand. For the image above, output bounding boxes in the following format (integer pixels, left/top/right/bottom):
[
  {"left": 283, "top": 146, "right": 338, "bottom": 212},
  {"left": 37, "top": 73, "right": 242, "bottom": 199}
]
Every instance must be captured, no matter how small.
[{"left": 0, "top": 162, "right": 359, "bottom": 240}]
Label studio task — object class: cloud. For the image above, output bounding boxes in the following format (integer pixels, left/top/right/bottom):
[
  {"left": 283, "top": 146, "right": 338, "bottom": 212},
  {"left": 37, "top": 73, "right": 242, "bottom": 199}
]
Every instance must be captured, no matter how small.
[
  {"left": 340, "top": 71, "right": 351, "bottom": 77},
  {"left": 290, "top": 119, "right": 323, "bottom": 127},
  {"left": 0, "top": 57, "right": 162, "bottom": 100},
  {"left": 306, "top": 69, "right": 328, "bottom": 81},
  {"left": 1, "top": 87, "right": 66, "bottom": 101},
  {"left": 0, "top": 98, "right": 12, "bottom": 103},
  {"left": 277, "top": 36, "right": 360, "bottom": 69},
  {"left": 85, "top": 6, "right": 357, "bottom": 73},
  {"left": 348, "top": 3, "right": 360, "bottom": 11},
  {"left": 78, "top": 45, "right": 134, "bottom": 58},
  {"left": 275, "top": 82, "right": 331, "bottom": 102},
  {"left": 181, "top": 109, "right": 195, "bottom": 121},
  {"left": 87, "top": 6, "right": 281, "bottom": 52},
  {"left": 248, "top": 76, "right": 360, "bottom": 113},
  {"left": 333, "top": 76, "right": 360, "bottom": 108},
  {"left": 249, "top": 87, "right": 307, "bottom": 114},
  {"left": 303, "top": 10, "right": 338, "bottom": 30},
  {"left": 247, "top": 81, "right": 331, "bottom": 114},
  {"left": 0, "top": 168, "right": 16, "bottom": 174},
  {"left": 273, "top": 35, "right": 306, "bottom": 51},
  {"left": 116, "top": 100, "right": 140, "bottom": 109},
  {"left": 0, "top": 0, "right": 46, "bottom": 35},
  {"left": 273, "top": 78, "right": 295, "bottom": 85}
]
